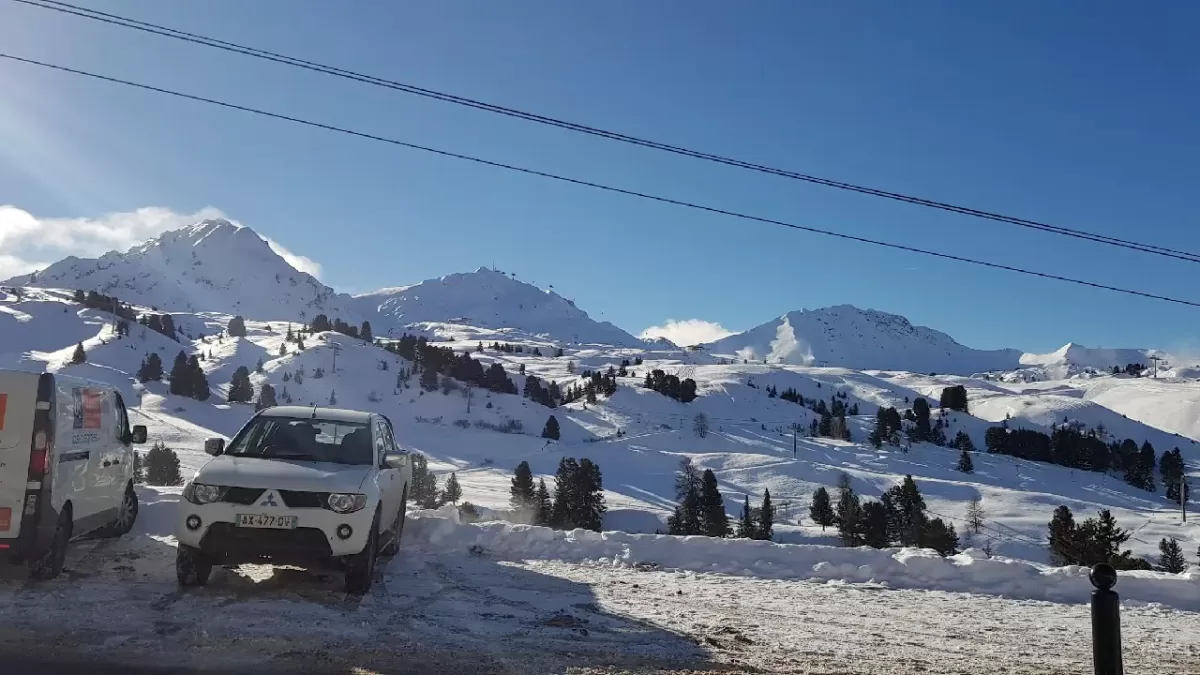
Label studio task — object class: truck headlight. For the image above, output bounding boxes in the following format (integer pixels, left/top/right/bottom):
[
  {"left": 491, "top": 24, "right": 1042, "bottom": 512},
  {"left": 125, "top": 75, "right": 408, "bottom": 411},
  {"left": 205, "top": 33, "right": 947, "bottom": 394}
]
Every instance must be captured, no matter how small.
[
  {"left": 326, "top": 493, "right": 367, "bottom": 514},
  {"left": 184, "top": 483, "right": 224, "bottom": 505}
]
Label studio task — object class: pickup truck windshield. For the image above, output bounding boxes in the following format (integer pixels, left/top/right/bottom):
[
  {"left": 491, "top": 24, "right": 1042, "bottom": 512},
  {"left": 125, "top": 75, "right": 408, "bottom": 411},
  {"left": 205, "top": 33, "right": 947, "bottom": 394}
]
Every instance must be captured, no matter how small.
[{"left": 226, "top": 417, "right": 373, "bottom": 466}]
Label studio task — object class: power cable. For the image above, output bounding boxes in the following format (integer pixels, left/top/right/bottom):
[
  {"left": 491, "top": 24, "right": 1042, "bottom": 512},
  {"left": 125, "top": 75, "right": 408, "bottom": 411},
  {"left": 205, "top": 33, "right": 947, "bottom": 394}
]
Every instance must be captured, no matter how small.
[
  {"left": 4, "top": 51, "right": 1200, "bottom": 309},
  {"left": 11, "top": 0, "right": 1200, "bottom": 265}
]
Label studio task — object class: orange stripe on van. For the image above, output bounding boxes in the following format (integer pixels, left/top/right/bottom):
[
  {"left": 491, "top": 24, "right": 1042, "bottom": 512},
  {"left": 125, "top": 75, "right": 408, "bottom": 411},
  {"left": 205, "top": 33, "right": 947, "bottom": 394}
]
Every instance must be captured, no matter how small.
[{"left": 0, "top": 393, "right": 7, "bottom": 431}]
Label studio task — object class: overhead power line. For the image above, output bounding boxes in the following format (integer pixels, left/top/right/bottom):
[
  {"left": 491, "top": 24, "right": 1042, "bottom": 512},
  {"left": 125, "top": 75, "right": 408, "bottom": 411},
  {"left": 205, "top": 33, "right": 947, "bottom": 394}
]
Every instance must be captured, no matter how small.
[
  {"left": 12, "top": 0, "right": 1200, "bottom": 266},
  {"left": 4, "top": 51, "right": 1199, "bottom": 310}
]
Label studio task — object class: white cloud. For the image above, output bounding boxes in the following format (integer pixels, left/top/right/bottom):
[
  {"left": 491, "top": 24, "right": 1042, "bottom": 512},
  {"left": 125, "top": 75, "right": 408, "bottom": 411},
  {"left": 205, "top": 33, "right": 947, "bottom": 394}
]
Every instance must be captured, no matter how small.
[
  {"left": 264, "top": 237, "right": 323, "bottom": 279},
  {"left": 640, "top": 318, "right": 734, "bottom": 346},
  {"left": 0, "top": 205, "right": 324, "bottom": 281}
]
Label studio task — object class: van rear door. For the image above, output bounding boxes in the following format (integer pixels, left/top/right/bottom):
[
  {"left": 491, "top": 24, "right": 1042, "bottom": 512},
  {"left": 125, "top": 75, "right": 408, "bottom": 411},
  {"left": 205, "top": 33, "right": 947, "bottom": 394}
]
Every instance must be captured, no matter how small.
[{"left": 0, "top": 370, "right": 38, "bottom": 542}]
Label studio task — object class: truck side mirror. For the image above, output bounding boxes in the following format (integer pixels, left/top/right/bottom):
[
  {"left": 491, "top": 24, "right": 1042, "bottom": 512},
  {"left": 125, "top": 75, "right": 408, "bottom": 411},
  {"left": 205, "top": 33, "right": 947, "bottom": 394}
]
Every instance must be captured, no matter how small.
[
  {"left": 130, "top": 425, "right": 148, "bottom": 444},
  {"left": 204, "top": 438, "right": 225, "bottom": 456}
]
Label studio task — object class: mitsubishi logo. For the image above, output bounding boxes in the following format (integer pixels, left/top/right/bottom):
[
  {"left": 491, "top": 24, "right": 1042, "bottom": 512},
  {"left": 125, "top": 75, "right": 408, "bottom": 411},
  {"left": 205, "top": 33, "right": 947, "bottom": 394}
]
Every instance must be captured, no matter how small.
[{"left": 259, "top": 492, "right": 279, "bottom": 507}]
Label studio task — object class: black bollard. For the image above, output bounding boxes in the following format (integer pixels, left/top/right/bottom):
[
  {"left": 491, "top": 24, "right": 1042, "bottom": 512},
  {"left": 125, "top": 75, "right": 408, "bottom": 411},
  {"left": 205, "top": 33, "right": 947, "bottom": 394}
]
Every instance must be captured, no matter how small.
[{"left": 1090, "top": 563, "right": 1123, "bottom": 675}]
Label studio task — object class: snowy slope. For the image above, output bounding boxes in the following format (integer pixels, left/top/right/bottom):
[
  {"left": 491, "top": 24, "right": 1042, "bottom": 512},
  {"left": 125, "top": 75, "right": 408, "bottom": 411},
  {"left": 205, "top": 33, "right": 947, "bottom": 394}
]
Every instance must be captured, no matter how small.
[
  {"left": 354, "top": 268, "right": 642, "bottom": 345},
  {"left": 1015, "top": 342, "right": 1165, "bottom": 380},
  {"left": 4, "top": 219, "right": 360, "bottom": 322},
  {"left": 705, "top": 305, "right": 1022, "bottom": 375}
]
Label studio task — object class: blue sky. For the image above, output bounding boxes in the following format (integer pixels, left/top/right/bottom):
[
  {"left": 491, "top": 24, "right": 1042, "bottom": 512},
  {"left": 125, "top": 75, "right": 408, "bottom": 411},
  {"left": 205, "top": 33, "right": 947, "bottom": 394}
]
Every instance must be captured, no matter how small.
[{"left": 2, "top": 1, "right": 1199, "bottom": 353}]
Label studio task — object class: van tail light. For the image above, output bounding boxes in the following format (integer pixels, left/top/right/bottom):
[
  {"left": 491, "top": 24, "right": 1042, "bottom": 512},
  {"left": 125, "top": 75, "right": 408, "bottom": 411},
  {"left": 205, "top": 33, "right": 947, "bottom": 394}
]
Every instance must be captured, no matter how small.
[{"left": 28, "top": 431, "right": 49, "bottom": 479}]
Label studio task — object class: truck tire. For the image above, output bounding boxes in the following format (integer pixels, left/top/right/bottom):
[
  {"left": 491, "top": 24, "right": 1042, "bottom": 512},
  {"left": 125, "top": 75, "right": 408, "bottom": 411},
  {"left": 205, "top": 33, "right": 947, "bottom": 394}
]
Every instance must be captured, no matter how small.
[
  {"left": 98, "top": 486, "right": 139, "bottom": 538},
  {"left": 345, "top": 511, "right": 380, "bottom": 595},
  {"left": 176, "top": 545, "right": 213, "bottom": 586}
]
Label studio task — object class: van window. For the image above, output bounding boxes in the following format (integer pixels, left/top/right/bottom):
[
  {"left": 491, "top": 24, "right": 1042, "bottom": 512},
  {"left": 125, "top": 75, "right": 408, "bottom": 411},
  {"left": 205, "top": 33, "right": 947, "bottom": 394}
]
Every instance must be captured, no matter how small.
[{"left": 113, "top": 392, "right": 131, "bottom": 441}]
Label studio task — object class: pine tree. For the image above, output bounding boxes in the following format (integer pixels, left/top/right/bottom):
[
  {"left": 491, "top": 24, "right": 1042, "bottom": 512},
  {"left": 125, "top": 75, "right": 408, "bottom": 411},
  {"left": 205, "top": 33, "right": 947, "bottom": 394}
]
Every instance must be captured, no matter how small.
[
  {"left": 169, "top": 351, "right": 191, "bottom": 396},
  {"left": 693, "top": 413, "right": 709, "bottom": 438},
  {"left": 1047, "top": 505, "right": 1078, "bottom": 564},
  {"left": 886, "top": 475, "right": 927, "bottom": 547},
  {"left": 328, "top": 390, "right": 337, "bottom": 406},
  {"left": 911, "top": 398, "right": 931, "bottom": 441},
  {"left": 956, "top": 449, "right": 975, "bottom": 473},
  {"left": 132, "top": 449, "right": 144, "bottom": 484},
  {"left": 420, "top": 366, "right": 439, "bottom": 392},
  {"left": 279, "top": 342, "right": 288, "bottom": 356},
  {"left": 510, "top": 461, "right": 537, "bottom": 513},
  {"left": 574, "top": 458, "right": 606, "bottom": 531},
  {"left": 551, "top": 458, "right": 580, "bottom": 529},
  {"left": 70, "top": 342, "right": 86, "bottom": 365},
  {"left": 1157, "top": 537, "right": 1187, "bottom": 573},
  {"left": 953, "top": 431, "right": 975, "bottom": 453},
  {"left": 137, "top": 352, "right": 164, "bottom": 382},
  {"left": 536, "top": 414, "right": 561, "bottom": 440},
  {"left": 735, "top": 495, "right": 756, "bottom": 539},
  {"left": 187, "top": 355, "right": 210, "bottom": 401},
  {"left": 410, "top": 454, "right": 440, "bottom": 508},
  {"left": 668, "top": 458, "right": 703, "bottom": 535},
  {"left": 227, "top": 315, "right": 247, "bottom": 337},
  {"left": 809, "top": 487, "right": 836, "bottom": 531},
  {"left": 921, "top": 518, "right": 960, "bottom": 556},
  {"left": 360, "top": 321, "right": 373, "bottom": 343},
  {"left": 145, "top": 442, "right": 182, "bottom": 486},
  {"left": 757, "top": 489, "right": 774, "bottom": 541},
  {"left": 255, "top": 357, "right": 264, "bottom": 374},
  {"left": 966, "top": 496, "right": 985, "bottom": 534},
  {"left": 699, "top": 469, "right": 730, "bottom": 537},
  {"left": 535, "top": 478, "right": 553, "bottom": 526},
  {"left": 255, "top": 383, "right": 277, "bottom": 411},
  {"left": 441, "top": 472, "right": 462, "bottom": 505},
  {"left": 835, "top": 473, "right": 862, "bottom": 546},
  {"left": 859, "top": 501, "right": 890, "bottom": 548},
  {"left": 227, "top": 366, "right": 254, "bottom": 403}
]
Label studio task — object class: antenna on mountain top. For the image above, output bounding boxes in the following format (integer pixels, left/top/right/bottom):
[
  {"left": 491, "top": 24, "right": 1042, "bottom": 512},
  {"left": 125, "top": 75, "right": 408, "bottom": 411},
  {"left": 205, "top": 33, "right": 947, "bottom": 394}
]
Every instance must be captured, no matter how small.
[{"left": 1150, "top": 355, "right": 1163, "bottom": 379}]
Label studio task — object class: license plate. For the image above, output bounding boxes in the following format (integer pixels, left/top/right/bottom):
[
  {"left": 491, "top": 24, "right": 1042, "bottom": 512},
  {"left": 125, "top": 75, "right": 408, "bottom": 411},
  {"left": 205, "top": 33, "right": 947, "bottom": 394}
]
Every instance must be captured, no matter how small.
[
  {"left": 236, "top": 514, "right": 297, "bottom": 529},
  {"left": 0, "top": 507, "right": 10, "bottom": 532}
]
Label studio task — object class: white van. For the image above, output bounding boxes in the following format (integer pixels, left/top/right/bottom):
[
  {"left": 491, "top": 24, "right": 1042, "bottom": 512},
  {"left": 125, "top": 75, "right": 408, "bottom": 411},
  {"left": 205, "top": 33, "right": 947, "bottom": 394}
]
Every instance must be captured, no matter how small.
[{"left": 0, "top": 369, "right": 146, "bottom": 579}]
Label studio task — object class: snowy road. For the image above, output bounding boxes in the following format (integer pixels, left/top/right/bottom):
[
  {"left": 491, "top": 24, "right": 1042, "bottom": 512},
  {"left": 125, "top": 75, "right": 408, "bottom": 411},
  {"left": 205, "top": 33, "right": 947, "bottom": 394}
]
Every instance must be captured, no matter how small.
[{"left": 4, "top": 539, "right": 1200, "bottom": 674}]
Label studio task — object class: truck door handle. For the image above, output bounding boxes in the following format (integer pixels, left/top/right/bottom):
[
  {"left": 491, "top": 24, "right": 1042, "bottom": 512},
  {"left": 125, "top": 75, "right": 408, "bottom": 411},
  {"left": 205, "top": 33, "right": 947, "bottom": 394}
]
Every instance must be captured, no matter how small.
[{"left": 103, "top": 461, "right": 112, "bottom": 467}]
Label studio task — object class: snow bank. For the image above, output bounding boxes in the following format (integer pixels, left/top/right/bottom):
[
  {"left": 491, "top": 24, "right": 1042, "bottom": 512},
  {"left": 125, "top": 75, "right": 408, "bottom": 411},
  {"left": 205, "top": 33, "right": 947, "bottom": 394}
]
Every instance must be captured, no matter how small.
[{"left": 407, "top": 510, "right": 1200, "bottom": 612}]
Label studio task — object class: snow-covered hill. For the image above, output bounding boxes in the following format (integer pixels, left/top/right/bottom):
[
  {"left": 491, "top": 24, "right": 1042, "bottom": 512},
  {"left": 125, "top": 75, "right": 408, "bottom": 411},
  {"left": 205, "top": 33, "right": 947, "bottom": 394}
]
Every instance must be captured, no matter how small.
[
  {"left": 354, "top": 267, "right": 642, "bottom": 345},
  {"left": 706, "top": 305, "right": 1022, "bottom": 375},
  {"left": 4, "top": 219, "right": 361, "bottom": 323},
  {"left": 1015, "top": 342, "right": 1165, "bottom": 380}
]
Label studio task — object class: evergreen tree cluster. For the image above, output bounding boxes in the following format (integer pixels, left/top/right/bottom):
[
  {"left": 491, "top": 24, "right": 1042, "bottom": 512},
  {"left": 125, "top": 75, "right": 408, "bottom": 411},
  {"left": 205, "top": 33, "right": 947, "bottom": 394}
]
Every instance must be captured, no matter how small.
[
  {"left": 75, "top": 289, "right": 139, "bottom": 322},
  {"left": 1160, "top": 447, "right": 1190, "bottom": 504},
  {"left": 488, "top": 341, "right": 528, "bottom": 354},
  {"left": 642, "top": 369, "right": 698, "bottom": 403},
  {"left": 666, "top": 459, "right": 731, "bottom": 538},
  {"left": 168, "top": 351, "right": 211, "bottom": 401},
  {"left": 576, "top": 368, "right": 619, "bottom": 399},
  {"left": 985, "top": 424, "right": 1160, "bottom": 492},
  {"left": 509, "top": 461, "right": 554, "bottom": 526},
  {"left": 869, "top": 407, "right": 904, "bottom": 447},
  {"left": 307, "top": 314, "right": 373, "bottom": 342},
  {"left": 1111, "top": 363, "right": 1148, "bottom": 376},
  {"left": 145, "top": 442, "right": 183, "bottom": 486},
  {"left": 137, "top": 352, "right": 164, "bottom": 382},
  {"left": 227, "top": 366, "right": 254, "bottom": 403},
  {"left": 548, "top": 458, "right": 606, "bottom": 531},
  {"left": 939, "top": 385, "right": 969, "bottom": 412},
  {"left": 732, "top": 489, "right": 774, "bottom": 540},
  {"left": 523, "top": 374, "right": 563, "bottom": 408},
  {"left": 1047, "top": 506, "right": 1151, "bottom": 570},
  {"left": 384, "top": 334, "right": 518, "bottom": 396},
  {"left": 227, "top": 315, "right": 248, "bottom": 338},
  {"left": 830, "top": 473, "right": 959, "bottom": 556},
  {"left": 138, "top": 313, "right": 179, "bottom": 342}
]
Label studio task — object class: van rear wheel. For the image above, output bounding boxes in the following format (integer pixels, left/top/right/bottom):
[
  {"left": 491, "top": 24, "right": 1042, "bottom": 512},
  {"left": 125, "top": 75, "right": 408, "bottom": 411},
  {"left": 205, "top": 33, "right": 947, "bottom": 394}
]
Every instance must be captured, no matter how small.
[
  {"left": 98, "top": 486, "right": 139, "bottom": 538},
  {"left": 28, "top": 512, "right": 71, "bottom": 580}
]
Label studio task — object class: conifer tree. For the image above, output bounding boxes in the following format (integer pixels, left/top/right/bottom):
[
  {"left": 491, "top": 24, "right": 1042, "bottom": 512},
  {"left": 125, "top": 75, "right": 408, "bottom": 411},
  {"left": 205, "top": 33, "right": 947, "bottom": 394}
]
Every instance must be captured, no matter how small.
[
  {"left": 255, "top": 383, "right": 277, "bottom": 411},
  {"left": 441, "top": 472, "right": 462, "bottom": 504},
  {"left": 541, "top": 415, "right": 561, "bottom": 440},
  {"left": 757, "top": 489, "right": 775, "bottom": 541},
  {"left": 1047, "top": 505, "right": 1079, "bottom": 565},
  {"left": 329, "top": 390, "right": 337, "bottom": 406},
  {"left": 70, "top": 342, "right": 87, "bottom": 365},
  {"left": 809, "top": 487, "right": 836, "bottom": 531},
  {"left": 169, "top": 351, "right": 191, "bottom": 396},
  {"left": 360, "top": 321, "right": 373, "bottom": 343},
  {"left": 510, "top": 461, "right": 537, "bottom": 512},
  {"left": 699, "top": 469, "right": 730, "bottom": 537},
  {"left": 1158, "top": 537, "right": 1186, "bottom": 573},
  {"left": 227, "top": 366, "right": 254, "bottom": 403},
  {"left": 859, "top": 501, "right": 890, "bottom": 548},
  {"left": 735, "top": 495, "right": 756, "bottom": 539},
  {"left": 138, "top": 352, "right": 164, "bottom": 382},
  {"left": 145, "top": 442, "right": 183, "bottom": 486},
  {"left": 835, "top": 473, "right": 862, "bottom": 546},
  {"left": 953, "top": 431, "right": 975, "bottom": 453},
  {"left": 966, "top": 496, "right": 985, "bottom": 534},
  {"left": 535, "top": 478, "right": 553, "bottom": 526},
  {"left": 410, "top": 454, "right": 440, "bottom": 508},
  {"left": 956, "top": 449, "right": 975, "bottom": 473},
  {"left": 227, "top": 315, "right": 247, "bottom": 337},
  {"left": 187, "top": 355, "right": 210, "bottom": 401}
]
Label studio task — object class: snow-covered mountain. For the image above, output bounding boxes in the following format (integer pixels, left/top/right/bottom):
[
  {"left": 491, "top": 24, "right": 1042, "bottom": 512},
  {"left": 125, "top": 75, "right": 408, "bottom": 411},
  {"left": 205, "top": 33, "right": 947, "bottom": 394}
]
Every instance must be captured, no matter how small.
[
  {"left": 705, "top": 305, "right": 1022, "bottom": 375},
  {"left": 4, "top": 219, "right": 361, "bottom": 323},
  {"left": 354, "top": 268, "right": 642, "bottom": 345}
]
